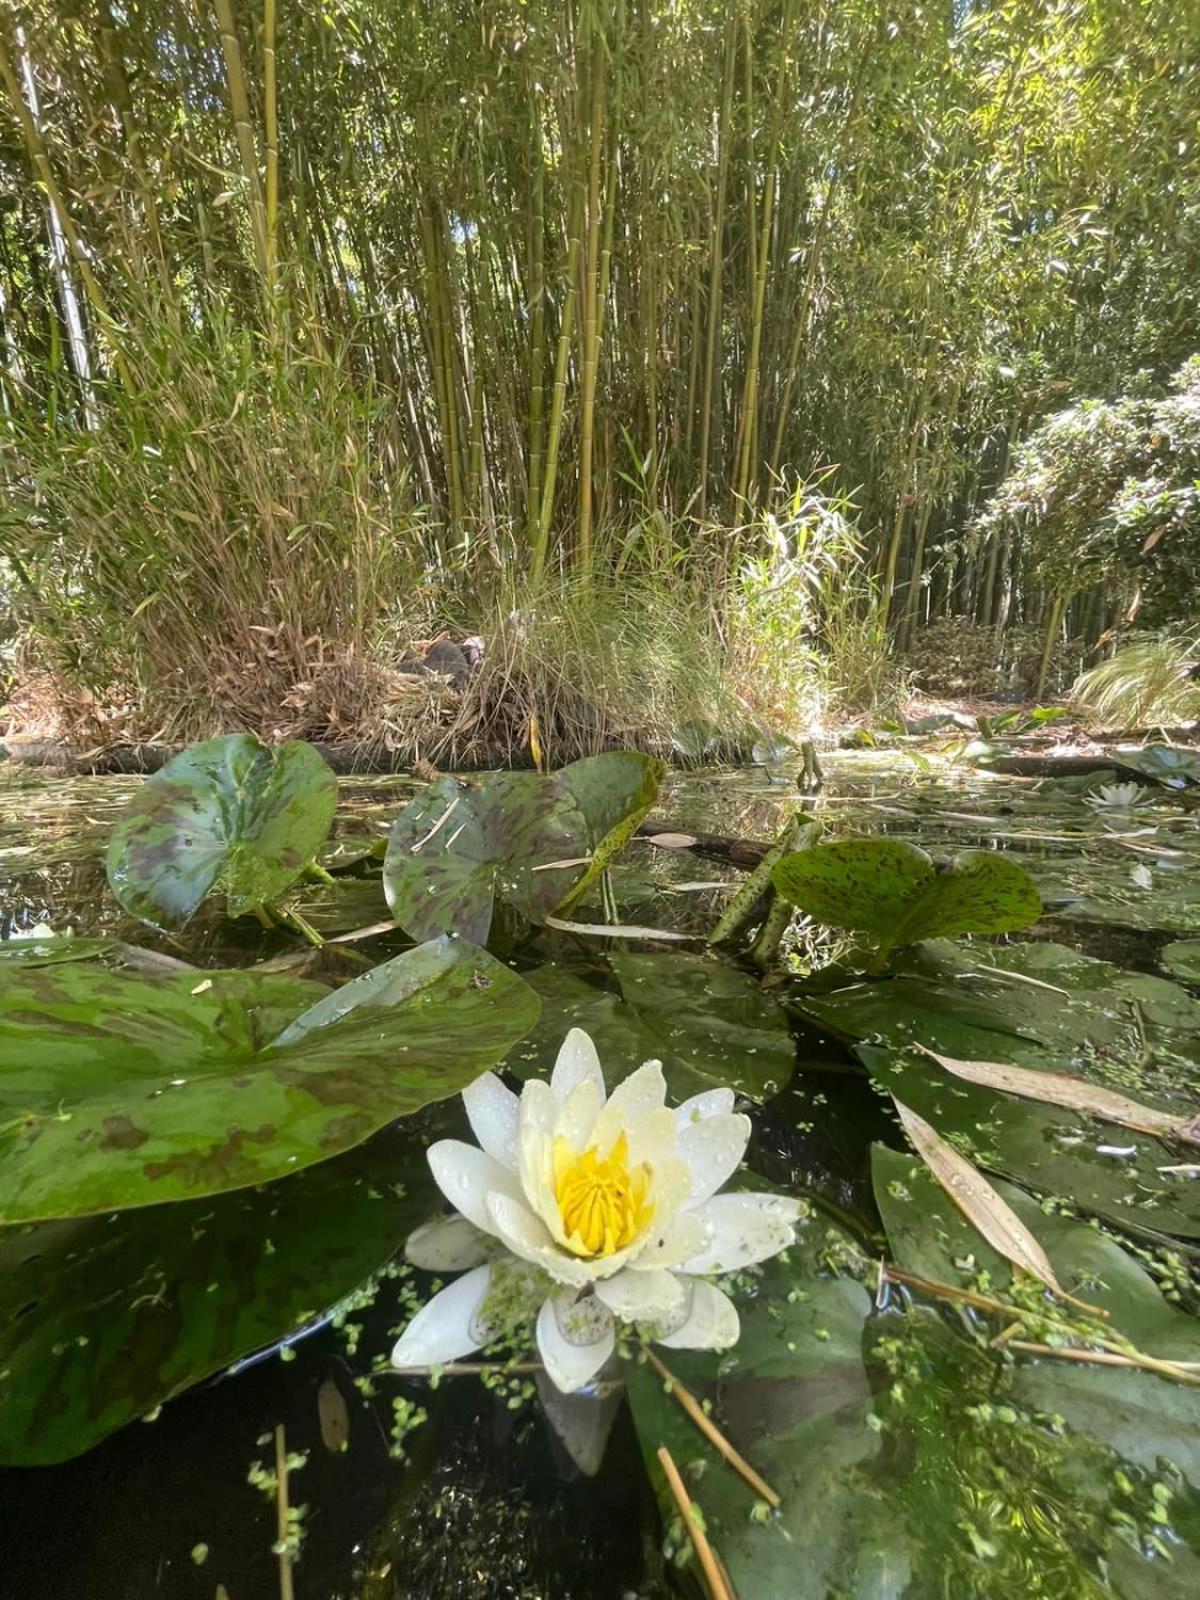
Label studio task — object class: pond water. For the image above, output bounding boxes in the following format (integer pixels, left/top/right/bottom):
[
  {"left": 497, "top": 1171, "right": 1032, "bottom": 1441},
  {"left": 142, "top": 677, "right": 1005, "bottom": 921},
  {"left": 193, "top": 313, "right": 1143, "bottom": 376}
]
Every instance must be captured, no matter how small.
[{"left": 1, "top": 751, "right": 1199, "bottom": 1599}]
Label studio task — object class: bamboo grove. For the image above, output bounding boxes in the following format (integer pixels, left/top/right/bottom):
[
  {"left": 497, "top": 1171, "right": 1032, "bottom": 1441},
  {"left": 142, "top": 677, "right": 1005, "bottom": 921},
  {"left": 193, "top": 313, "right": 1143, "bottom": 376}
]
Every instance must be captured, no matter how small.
[{"left": 1, "top": 0, "right": 1199, "bottom": 726}]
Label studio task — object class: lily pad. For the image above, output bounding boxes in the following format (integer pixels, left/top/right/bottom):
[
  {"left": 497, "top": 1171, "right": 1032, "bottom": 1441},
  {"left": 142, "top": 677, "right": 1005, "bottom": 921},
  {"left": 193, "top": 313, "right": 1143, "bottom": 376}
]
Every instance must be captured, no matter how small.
[
  {"left": 504, "top": 949, "right": 795, "bottom": 1102},
  {"left": 794, "top": 939, "right": 1200, "bottom": 1104},
  {"left": 0, "top": 931, "right": 113, "bottom": 967},
  {"left": 0, "top": 938, "right": 539, "bottom": 1221},
  {"left": 1163, "top": 939, "right": 1200, "bottom": 983},
  {"left": 872, "top": 1144, "right": 1200, "bottom": 1485},
  {"left": 106, "top": 734, "right": 338, "bottom": 927},
  {"left": 861, "top": 1045, "right": 1200, "bottom": 1239},
  {"left": 382, "top": 753, "right": 664, "bottom": 945},
  {"left": 0, "top": 1122, "right": 436, "bottom": 1465},
  {"left": 1118, "top": 746, "right": 1200, "bottom": 789},
  {"left": 771, "top": 838, "right": 1041, "bottom": 960}
]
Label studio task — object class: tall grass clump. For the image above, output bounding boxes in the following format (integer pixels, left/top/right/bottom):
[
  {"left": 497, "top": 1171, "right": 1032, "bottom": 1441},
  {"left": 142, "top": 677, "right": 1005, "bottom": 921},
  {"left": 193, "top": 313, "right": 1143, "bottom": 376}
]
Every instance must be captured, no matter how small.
[
  {"left": 1073, "top": 634, "right": 1200, "bottom": 730},
  {"left": 725, "top": 482, "right": 896, "bottom": 726},
  {"left": 0, "top": 313, "right": 428, "bottom": 742}
]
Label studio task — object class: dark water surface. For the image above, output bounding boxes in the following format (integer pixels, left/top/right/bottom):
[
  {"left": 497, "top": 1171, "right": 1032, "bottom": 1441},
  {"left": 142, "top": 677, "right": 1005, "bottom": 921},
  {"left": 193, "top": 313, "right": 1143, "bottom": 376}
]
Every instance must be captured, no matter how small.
[{"left": 2, "top": 754, "right": 1198, "bottom": 1598}]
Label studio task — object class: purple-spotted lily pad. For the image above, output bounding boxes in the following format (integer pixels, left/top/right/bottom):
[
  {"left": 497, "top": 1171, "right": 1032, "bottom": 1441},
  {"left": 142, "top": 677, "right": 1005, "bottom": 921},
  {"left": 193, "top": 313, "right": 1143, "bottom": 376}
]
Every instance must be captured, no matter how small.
[
  {"left": 0, "top": 937, "right": 539, "bottom": 1222},
  {"left": 0, "top": 1122, "right": 437, "bottom": 1465},
  {"left": 106, "top": 734, "right": 338, "bottom": 927},
  {"left": 382, "top": 753, "right": 664, "bottom": 944}
]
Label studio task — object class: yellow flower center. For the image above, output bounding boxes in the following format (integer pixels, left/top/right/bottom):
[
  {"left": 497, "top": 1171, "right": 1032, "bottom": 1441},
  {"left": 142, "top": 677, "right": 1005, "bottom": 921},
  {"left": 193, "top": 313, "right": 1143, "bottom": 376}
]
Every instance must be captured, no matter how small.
[{"left": 552, "top": 1131, "right": 652, "bottom": 1258}]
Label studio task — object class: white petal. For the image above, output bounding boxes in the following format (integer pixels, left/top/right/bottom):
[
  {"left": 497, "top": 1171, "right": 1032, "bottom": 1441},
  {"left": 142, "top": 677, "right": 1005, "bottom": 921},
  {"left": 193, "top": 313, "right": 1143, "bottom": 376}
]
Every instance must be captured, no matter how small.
[
  {"left": 427, "top": 1139, "right": 523, "bottom": 1238},
  {"left": 462, "top": 1072, "right": 520, "bottom": 1169},
  {"left": 517, "top": 1079, "right": 559, "bottom": 1210},
  {"left": 536, "top": 1289, "right": 615, "bottom": 1393},
  {"left": 589, "top": 1060, "right": 668, "bottom": 1154},
  {"left": 656, "top": 1277, "right": 740, "bottom": 1351},
  {"left": 391, "top": 1264, "right": 493, "bottom": 1369},
  {"left": 550, "top": 1028, "right": 606, "bottom": 1102},
  {"left": 633, "top": 1209, "right": 712, "bottom": 1270},
  {"left": 405, "top": 1212, "right": 491, "bottom": 1271},
  {"left": 624, "top": 1106, "right": 679, "bottom": 1172},
  {"left": 594, "top": 1267, "right": 686, "bottom": 1326},
  {"left": 674, "top": 1087, "right": 735, "bottom": 1127},
  {"left": 676, "top": 1112, "right": 752, "bottom": 1204},
  {"left": 553, "top": 1077, "right": 604, "bottom": 1154},
  {"left": 677, "top": 1192, "right": 803, "bottom": 1274},
  {"left": 486, "top": 1192, "right": 591, "bottom": 1288}
]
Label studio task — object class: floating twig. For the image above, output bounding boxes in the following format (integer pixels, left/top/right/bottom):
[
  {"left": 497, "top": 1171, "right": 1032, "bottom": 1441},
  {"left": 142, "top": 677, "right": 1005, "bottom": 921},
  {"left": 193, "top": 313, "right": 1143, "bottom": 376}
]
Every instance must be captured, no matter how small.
[
  {"left": 274, "top": 1423, "right": 295, "bottom": 1600},
  {"left": 657, "top": 1445, "right": 733, "bottom": 1600},
  {"left": 1007, "top": 1341, "right": 1200, "bottom": 1385},
  {"left": 409, "top": 795, "right": 460, "bottom": 853},
  {"left": 544, "top": 915, "right": 702, "bottom": 941},
  {"left": 387, "top": 1360, "right": 545, "bottom": 1378},
  {"left": 645, "top": 1348, "right": 779, "bottom": 1509}
]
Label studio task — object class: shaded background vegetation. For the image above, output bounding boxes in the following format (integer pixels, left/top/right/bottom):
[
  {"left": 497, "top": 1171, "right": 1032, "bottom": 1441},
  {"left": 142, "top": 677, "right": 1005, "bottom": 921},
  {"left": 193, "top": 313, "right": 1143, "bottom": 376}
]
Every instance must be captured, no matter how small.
[{"left": 1, "top": 0, "right": 1198, "bottom": 744}]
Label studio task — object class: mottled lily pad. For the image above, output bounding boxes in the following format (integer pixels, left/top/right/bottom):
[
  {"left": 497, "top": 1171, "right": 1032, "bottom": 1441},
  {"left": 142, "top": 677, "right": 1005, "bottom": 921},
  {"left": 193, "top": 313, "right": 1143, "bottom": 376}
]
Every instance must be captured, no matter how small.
[
  {"left": 772, "top": 838, "right": 1040, "bottom": 961},
  {"left": 106, "top": 734, "right": 338, "bottom": 927},
  {"left": 504, "top": 949, "right": 794, "bottom": 1101},
  {"left": 0, "top": 938, "right": 538, "bottom": 1222},
  {"left": 1163, "top": 939, "right": 1200, "bottom": 983},
  {"left": 872, "top": 1144, "right": 1200, "bottom": 1485},
  {"left": 0, "top": 1123, "right": 435, "bottom": 1465},
  {"left": 382, "top": 753, "right": 664, "bottom": 944}
]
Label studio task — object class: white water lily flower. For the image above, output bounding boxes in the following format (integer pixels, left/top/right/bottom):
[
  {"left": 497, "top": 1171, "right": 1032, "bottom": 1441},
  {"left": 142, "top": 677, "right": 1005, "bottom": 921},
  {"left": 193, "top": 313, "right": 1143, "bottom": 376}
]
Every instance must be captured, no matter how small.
[{"left": 391, "top": 1028, "right": 804, "bottom": 1393}]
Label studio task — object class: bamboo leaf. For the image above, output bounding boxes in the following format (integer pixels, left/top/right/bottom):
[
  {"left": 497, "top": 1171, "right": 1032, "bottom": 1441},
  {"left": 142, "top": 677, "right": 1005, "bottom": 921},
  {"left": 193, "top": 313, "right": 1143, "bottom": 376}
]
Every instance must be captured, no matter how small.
[
  {"left": 917, "top": 1045, "right": 1200, "bottom": 1148},
  {"left": 891, "top": 1096, "right": 1068, "bottom": 1300}
]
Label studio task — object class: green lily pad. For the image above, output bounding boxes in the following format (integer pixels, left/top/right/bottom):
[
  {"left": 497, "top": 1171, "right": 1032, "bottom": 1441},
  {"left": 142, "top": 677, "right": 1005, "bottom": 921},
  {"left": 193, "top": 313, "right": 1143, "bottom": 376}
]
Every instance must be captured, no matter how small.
[
  {"left": 1118, "top": 746, "right": 1200, "bottom": 789},
  {"left": 0, "top": 938, "right": 539, "bottom": 1222},
  {"left": 795, "top": 939, "right": 1200, "bottom": 1105},
  {"left": 862, "top": 1044, "right": 1200, "bottom": 1239},
  {"left": 1163, "top": 939, "right": 1200, "bottom": 983},
  {"left": 504, "top": 949, "right": 795, "bottom": 1101},
  {"left": 106, "top": 734, "right": 338, "bottom": 927},
  {"left": 0, "top": 1122, "right": 435, "bottom": 1465},
  {"left": 772, "top": 839, "right": 1041, "bottom": 960},
  {"left": 382, "top": 753, "right": 664, "bottom": 944},
  {"left": 0, "top": 932, "right": 113, "bottom": 967},
  {"left": 872, "top": 1144, "right": 1200, "bottom": 1485}
]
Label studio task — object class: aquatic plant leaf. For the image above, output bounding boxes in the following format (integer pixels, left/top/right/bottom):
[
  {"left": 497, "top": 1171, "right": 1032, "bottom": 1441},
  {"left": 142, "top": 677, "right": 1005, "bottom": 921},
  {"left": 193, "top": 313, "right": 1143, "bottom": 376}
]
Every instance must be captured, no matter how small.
[
  {"left": 0, "top": 1125, "right": 435, "bottom": 1465},
  {"left": 892, "top": 1098, "right": 1066, "bottom": 1297},
  {"left": 771, "top": 838, "right": 1040, "bottom": 954},
  {"left": 382, "top": 754, "right": 664, "bottom": 944},
  {"left": 105, "top": 734, "right": 338, "bottom": 927},
  {"left": 917, "top": 1044, "right": 1200, "bottom": 1147},
  {"left": 1163, "top": 939, "right": 1200, "bottom": 983},
  {"left": 1117, "top": 745, "right": 1200, "bottom": 789},
  {"left": 872, "top": 1145, "right": 1200, "bottom": 1486},
  {"left": 505, "top": 950, "right": 794, "bottom": 1102},
  {"left": 862, "top": 1045, "right": 1200, "bottom": 1239},
  {"left": 0, "top": 938, "right": 538, "bottom": 1221},
  {"left": 0, "top": 932, "right": 113, "bottom": 966},
  {"left": 626, "top": 1216, "right": 906, "bottom": 1600}
]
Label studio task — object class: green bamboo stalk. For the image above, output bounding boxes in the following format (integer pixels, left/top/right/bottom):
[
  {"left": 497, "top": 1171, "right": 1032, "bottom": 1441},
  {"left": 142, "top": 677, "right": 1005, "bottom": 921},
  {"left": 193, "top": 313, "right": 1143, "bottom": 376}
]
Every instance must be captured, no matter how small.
[
  {"left": 213, "top": 0, "right": 269, "bottom": 280},
  {"left": 532, "top": 179, "right": 583, "bottom": 585},
  {"left": 526, "top": 102, "right": 547, "bottom": 545},
  {"left": 263, "top": 0, "right": 279, "bottom": 288},
  {"left": 577, "top": 18, "right": 607, "bottom": 572},
  {"left": 696, "top": 12, "right": 737, "bottom": 518}
]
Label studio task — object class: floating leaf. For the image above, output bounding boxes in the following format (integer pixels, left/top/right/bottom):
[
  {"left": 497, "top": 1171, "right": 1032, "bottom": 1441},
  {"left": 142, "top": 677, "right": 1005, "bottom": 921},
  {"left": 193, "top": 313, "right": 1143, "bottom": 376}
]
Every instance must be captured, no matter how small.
[
  {"left": 772, "top": 838, "right": 1040, "bottom": 960},
  {"left": 106, "top": 734, "right": 338, "bottom": 927},
  {"left": 872, "top": 1144, "right": 1200, "bottom": 1487},
  {"left": 382, "top": 753, "right": 664, "bottom": 944},
  {"left": 505, "top": 950, "right": 795, "bottom": 1102},
  {"left": 892, "top": 1098, "right": 1069, "bottom": 1300},
  {"left": 0, "top": 1124, "right": 435, "bottom": 1465},
  {"left": 0, "top": 938, "right": 538, "bottom": 1221},
  {"left": 917, "top": 1044, "right": 1200, "bottom": 1147},
  {"left": 0, "top": 931, "right": 113, "bottom": 967},
  {"left": 1163, "top": 939, "right": 1200, "bottom": 983}
]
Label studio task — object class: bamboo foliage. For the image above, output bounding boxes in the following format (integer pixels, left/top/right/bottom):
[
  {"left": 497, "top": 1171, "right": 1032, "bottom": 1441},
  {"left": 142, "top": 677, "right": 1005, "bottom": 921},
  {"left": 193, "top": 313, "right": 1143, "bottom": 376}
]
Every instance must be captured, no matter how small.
[{"left": 0, "top": 0, "right": 1197, "bottom": 654}]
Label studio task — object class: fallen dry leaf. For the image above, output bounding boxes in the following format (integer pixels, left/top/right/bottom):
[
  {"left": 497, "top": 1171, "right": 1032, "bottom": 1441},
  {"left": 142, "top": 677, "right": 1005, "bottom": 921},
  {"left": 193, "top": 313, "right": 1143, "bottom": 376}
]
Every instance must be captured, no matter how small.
[
  {"left": 892, "top": 1097, "right": 1102, "bottom": 1315},
  {"left": 917, "top": 1045, "right": 1200, "bottom": 1148}
]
